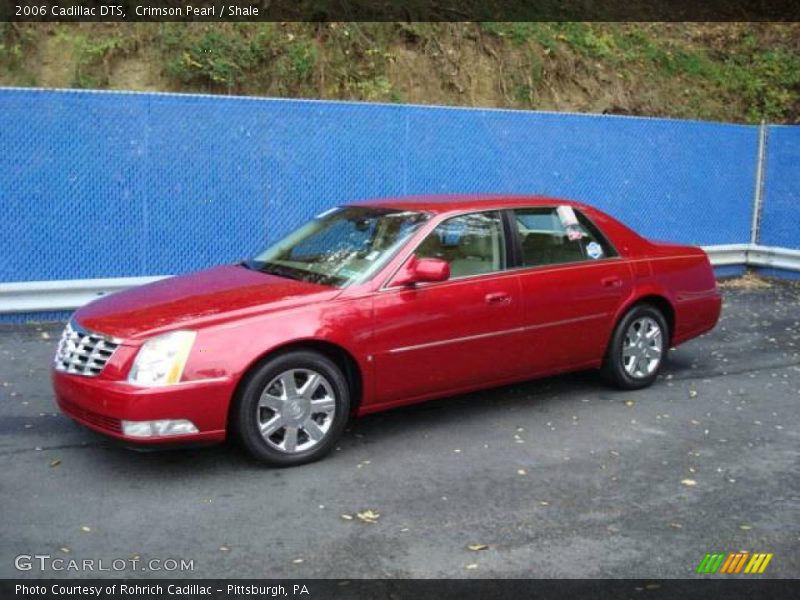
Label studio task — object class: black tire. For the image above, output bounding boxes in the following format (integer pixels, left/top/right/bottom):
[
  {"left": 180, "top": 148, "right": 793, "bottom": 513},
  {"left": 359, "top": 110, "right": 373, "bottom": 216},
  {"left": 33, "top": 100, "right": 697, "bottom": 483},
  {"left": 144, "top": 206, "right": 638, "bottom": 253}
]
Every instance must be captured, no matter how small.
[
  {"left": 233, "top": 350, "right": 350, "bottom": 467},
  {"left": 602, "top": 304, "right": 669, "bottom": 390}
]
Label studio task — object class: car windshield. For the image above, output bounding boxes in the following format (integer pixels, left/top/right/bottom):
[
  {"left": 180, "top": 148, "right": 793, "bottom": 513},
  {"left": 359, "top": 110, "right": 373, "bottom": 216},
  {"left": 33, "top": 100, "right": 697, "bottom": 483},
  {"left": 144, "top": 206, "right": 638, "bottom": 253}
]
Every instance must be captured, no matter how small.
[{"left": 246, "top": 206, "right": 430, "bottom": 287}]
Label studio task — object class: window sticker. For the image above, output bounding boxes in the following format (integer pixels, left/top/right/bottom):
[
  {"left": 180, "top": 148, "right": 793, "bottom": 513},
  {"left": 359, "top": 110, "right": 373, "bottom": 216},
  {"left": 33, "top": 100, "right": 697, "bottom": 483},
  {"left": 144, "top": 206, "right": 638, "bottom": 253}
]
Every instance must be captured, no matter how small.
[
  {"left": 556, "top": 205, "right": 579, "bottom": 227},
  {"left": 586, "top": 241, "right": 604, "bottom": 260},
  {"left": 557, "top": 206, "right": 584, "bottom": 240}
]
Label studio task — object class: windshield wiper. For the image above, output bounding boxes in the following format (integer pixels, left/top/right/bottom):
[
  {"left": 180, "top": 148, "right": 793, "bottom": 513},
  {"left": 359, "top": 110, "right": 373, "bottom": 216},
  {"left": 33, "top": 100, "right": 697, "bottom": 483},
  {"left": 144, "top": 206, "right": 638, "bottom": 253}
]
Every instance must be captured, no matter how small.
[{"left": 258, "top": 262, "right": 304, "bottom": 281}]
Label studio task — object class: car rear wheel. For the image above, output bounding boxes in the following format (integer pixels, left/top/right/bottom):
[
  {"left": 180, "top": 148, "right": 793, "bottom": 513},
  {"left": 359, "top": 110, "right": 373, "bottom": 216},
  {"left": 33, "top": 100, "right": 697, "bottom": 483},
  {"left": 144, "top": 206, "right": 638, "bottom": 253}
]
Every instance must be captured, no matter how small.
[
  {"left": 233, "top": 350, "right": 350, "bottom": 466},
  {"left": 603, "top": 304, "right": 668, "bottom": 390}
]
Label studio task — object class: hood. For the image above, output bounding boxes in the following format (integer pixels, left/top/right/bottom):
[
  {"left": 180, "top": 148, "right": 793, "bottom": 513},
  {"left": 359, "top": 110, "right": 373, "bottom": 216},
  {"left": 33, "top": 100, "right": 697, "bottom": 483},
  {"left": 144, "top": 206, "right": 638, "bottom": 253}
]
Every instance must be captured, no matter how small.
[{"left": 75, "top": 265, "right": 341, "bottom": 341}]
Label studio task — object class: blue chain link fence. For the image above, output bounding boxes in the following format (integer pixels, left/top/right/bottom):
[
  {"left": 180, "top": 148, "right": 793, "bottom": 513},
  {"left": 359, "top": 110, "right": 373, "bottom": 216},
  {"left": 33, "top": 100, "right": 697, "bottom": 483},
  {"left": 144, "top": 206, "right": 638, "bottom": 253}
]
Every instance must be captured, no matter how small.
[
  {"left": 0, "top": 88, "right": 797, "bottom": 321},
  {"left": 761, "top": 126, "right": 800, "bottom": 249}
]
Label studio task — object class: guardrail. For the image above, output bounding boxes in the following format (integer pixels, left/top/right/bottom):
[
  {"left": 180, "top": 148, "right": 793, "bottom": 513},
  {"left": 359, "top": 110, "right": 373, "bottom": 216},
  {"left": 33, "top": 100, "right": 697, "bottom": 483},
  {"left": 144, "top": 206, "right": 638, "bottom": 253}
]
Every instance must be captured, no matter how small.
[
  {"left": 703, "top": 244, "right": 800, "bottom": 271},
  {"left": 1, "top": 245, "right": 797, "bottom": 314},
  {"left": 0, "top": 276, "right": 167, "bottom": 314}
]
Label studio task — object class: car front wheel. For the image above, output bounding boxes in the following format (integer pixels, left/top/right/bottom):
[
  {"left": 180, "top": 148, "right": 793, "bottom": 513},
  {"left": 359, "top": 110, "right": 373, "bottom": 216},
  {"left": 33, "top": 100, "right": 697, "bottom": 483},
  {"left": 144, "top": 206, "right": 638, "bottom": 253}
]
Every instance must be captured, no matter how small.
[
  {"left": 603, "top": 304, "right": 669, "bottom": 390},
  {"left": 233, "top": 350, "right": 350, "bottom": 467}
]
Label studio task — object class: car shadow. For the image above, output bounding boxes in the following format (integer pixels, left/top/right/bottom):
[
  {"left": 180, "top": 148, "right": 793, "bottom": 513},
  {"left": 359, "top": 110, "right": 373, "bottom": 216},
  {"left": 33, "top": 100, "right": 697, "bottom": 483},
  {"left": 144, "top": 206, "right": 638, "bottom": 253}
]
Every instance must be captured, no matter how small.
[{"left": 64, "top": 363, "right": 659, "bottom": 476}]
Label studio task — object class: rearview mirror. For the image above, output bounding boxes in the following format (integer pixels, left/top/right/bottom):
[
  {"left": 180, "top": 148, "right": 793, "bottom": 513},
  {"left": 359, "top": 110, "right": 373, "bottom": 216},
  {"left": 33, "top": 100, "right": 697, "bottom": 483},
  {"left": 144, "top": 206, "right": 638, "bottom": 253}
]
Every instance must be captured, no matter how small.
[{"left": 392, "top": 257, "right": 450, "bottom": 286}]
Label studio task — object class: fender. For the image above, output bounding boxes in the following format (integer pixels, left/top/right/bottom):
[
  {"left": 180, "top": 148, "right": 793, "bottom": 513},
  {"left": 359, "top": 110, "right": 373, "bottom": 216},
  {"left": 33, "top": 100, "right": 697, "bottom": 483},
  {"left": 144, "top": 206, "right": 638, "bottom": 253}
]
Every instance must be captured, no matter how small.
[
  {"left": 186, "top": 295, "right": 374, "bottom": 407},
  {"left": 610, "top": 277, "right": 678, "bottom": 345}
]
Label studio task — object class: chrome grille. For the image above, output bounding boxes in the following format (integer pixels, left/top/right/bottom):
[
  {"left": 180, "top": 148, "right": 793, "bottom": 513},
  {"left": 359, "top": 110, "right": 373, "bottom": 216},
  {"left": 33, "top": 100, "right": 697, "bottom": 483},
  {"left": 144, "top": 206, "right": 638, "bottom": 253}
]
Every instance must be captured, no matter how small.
[{"left": 54, "top": 321, "right": 120, "bottom": 377}]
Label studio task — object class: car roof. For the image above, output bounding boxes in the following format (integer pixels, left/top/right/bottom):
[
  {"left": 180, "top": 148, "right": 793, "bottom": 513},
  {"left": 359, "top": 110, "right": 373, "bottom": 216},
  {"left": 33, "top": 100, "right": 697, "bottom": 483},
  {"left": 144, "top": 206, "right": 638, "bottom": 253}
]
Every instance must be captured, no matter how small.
[{"left": 346, "top": 194, "right": 592, "bottom": 214}]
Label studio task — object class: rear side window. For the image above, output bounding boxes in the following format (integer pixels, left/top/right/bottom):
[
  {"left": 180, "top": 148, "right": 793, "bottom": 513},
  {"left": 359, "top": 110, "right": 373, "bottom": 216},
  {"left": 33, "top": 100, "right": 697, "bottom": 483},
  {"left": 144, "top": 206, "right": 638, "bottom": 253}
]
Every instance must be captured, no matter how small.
[{"left": 513, "top": 207, "right": 617, "bottom": 267}]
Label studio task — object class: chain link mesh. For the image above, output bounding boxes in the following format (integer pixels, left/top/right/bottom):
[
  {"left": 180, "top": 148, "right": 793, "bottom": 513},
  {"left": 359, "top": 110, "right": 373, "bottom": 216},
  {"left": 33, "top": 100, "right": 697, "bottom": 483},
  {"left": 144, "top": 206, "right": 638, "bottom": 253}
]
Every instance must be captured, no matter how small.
[
  {"left": 0, "top": 88, "right": 765, "bottom": 288},
  {"left": 761, "top": 126, "right": 800, "bottom": 249}
]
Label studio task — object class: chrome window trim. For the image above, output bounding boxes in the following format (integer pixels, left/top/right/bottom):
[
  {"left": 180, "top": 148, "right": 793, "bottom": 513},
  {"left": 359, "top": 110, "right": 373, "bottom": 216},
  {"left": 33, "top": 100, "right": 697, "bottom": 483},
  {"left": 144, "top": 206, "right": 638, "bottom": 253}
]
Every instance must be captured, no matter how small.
[
  {"left": 378, "top": 253, "right": 625, "bottom": 295},
  {"left": 379, "top": 205, "right": 625, "bottom": 292}
]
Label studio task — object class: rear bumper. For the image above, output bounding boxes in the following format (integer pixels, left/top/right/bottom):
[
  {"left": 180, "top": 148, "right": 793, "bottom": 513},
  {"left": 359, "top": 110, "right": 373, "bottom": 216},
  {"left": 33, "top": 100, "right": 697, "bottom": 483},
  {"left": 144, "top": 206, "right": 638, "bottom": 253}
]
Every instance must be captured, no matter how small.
[{"left": 53, "top": 369, "right": 232, "bottom": 445}]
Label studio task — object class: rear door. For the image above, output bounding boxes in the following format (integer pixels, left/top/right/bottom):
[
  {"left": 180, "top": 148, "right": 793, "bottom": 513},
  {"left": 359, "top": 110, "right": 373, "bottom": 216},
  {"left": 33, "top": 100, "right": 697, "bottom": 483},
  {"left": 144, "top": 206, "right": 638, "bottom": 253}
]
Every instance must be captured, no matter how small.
[
  {"left": 510, "top": 206, "right": 632, "bottom": 375},
  {"left": 371, "top": 210, "right": 524, "bottom": 404}
]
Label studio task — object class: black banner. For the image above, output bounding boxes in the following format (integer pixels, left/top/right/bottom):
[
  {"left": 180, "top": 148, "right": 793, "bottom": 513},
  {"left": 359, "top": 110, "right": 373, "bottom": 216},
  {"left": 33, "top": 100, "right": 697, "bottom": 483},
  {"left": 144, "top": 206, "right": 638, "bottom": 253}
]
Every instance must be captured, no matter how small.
[
  {"left": 2, "top": 0, "right": 800, "bottom": 22},
  {"left": 4, "top": 579, "right": 800, "bottom": 600}
]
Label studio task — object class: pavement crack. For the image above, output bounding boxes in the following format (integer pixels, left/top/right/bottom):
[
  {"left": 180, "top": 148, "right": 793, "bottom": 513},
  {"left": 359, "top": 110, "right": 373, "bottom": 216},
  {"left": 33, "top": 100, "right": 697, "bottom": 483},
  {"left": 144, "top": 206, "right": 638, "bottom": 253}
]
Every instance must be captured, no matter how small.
[{"left": 664, "top": 359, "right": 800, "bottom": 382}]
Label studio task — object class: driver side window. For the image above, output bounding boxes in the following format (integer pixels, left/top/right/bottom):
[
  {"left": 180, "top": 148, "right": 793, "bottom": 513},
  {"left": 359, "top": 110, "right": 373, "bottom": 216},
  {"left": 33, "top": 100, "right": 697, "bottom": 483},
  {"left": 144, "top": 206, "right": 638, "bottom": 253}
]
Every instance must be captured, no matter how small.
[{"left": 415, "top": 211, "right": 506, "bottom": 278}]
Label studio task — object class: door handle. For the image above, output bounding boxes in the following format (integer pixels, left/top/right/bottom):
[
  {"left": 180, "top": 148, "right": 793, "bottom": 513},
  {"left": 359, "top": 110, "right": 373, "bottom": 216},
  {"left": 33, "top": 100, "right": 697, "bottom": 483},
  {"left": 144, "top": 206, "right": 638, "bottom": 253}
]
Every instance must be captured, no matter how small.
[
  {"left": 485, "top": 292, "right": 511, "bottom": 305},
  {"left": 601, "top": 276, "right": 623, "bottom": 288}
]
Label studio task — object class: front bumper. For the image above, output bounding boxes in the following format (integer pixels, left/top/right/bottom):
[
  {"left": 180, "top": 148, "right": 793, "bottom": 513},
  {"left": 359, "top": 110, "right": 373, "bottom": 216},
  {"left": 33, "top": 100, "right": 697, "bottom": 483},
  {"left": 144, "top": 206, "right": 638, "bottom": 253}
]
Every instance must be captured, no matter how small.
[{"left": 53, "top": 369, "right": 232, "bottom": 445}]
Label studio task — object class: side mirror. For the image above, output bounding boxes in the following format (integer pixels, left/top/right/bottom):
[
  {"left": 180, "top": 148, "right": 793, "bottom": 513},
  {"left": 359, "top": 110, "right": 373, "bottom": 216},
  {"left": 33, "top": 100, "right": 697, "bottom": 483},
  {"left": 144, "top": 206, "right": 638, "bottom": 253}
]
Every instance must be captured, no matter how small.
[{"left": 392, "top": 257, "right": 450, "bottom": 286}]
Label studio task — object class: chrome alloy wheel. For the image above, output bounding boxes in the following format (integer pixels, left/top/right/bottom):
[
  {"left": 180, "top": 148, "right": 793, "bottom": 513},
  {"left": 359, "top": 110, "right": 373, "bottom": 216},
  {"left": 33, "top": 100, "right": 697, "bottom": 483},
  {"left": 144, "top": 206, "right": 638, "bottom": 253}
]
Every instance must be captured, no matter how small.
[
  {"left": 257, "top": 369, "right": 336, "bottom": 454},
  {"left": 622, "top": 317, "right": 663, "bottom": 378}
]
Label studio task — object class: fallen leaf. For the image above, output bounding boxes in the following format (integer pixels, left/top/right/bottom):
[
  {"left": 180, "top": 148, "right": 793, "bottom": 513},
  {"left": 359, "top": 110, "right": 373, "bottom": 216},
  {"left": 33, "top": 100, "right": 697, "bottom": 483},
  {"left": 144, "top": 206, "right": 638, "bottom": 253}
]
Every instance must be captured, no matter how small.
[
  {"left": 539, "top": 501, "right": 550, "bottom": 506},
  {"left": 356, "top": 509, "right": 380, "bottom": 524},
  {"left": 689, "top": 390, "right": 698, "bottom": 398},
  {"left": 739, "top": 524, "right": 752, "bottom": 530},
  {"left": 468, "top": 544, "right": 489, "bottom": 551},
  {"left": 49, "top": 459, "right": 61, "bottom": 468},
  {"left": 517, "top": 469, "right": 527, "bottom": 476},
  {"left": 465, "top": 563, "right": 478, "bottom": 570},
  {"left": 680, "top": 479, "right": 697, "bottom": 487},
  {"left": 625, "top": 399, "right": 636, "bottom": 407},
  {"left": 59, "top": 547, "right": 70, "bottom": 553},
  {"left": 41, "top": 332, "right": 50, "bottom": 340},
  {"left": 292, "top": 558, "right": 304, "bottom": 564},
  {"left": 219, "top": 545, "right": 230, "bottom": 552},
  {"left": 670, "top": 523, "right": 683, "bottom": 529},
  {"left": 340, "top": 514, "right": 353, "bottom": 520},
  {"left": 80, "top": 526, "right": 91, "bottom": 533}
]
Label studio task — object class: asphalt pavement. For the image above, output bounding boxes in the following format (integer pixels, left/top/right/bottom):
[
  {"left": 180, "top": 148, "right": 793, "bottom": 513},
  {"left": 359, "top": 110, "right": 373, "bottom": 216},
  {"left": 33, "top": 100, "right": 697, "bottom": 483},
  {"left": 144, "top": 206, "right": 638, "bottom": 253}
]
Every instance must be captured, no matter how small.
[{"left": 1, "top": 276, "right": 798, "bottom": 579}]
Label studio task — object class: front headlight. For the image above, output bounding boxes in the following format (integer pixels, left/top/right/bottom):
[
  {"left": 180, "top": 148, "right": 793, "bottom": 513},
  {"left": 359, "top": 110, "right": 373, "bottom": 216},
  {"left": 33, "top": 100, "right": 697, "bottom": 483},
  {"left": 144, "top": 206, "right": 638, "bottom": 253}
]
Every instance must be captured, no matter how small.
[{"left": 128, "top": 331, "right": 196, "bottom": 387}]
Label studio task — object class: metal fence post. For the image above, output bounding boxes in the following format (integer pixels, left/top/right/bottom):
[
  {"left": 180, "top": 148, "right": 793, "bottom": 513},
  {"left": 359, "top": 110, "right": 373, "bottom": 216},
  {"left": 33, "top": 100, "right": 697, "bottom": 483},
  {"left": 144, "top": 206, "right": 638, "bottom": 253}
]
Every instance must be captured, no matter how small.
[{"left": 749, "top": 121, "right": 768, "bottom": 245}]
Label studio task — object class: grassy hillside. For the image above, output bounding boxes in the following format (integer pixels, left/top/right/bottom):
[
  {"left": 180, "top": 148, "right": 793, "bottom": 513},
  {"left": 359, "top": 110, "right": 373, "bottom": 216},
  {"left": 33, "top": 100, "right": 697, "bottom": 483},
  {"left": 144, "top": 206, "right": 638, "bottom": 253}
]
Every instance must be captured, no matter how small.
[{"left": 1, "top": 22, "right": 799, "bottom": 123}]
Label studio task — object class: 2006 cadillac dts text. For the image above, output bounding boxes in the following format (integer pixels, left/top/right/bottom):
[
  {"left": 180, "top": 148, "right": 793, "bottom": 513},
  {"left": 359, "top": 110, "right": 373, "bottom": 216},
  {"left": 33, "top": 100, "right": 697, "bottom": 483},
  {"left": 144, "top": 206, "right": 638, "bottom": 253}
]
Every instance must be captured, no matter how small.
[{"left": 16, "top": 584, "right": 309, "bottom": 597}]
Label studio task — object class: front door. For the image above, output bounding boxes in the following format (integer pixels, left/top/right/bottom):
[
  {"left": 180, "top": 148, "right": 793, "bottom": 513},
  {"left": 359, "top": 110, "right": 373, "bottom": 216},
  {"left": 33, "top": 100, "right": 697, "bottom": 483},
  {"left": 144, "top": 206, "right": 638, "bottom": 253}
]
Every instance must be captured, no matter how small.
[{"left": 371, "top": 210, "right": 524, "bottom": 405}]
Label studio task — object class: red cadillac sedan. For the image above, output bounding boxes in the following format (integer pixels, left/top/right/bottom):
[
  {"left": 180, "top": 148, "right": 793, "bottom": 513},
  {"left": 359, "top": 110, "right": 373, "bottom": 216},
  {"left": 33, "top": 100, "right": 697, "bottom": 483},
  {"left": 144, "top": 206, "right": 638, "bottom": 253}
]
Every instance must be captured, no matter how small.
[{"left": 53, "top": 195, "right": 721, "bottom": 466}]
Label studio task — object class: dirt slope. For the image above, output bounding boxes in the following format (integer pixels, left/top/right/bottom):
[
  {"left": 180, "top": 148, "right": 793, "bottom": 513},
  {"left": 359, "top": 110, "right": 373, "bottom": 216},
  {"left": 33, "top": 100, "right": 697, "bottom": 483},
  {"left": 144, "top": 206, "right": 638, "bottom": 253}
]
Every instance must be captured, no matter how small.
[{"left": 2, "top": 22, "right": 798, "bottom": 123}]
